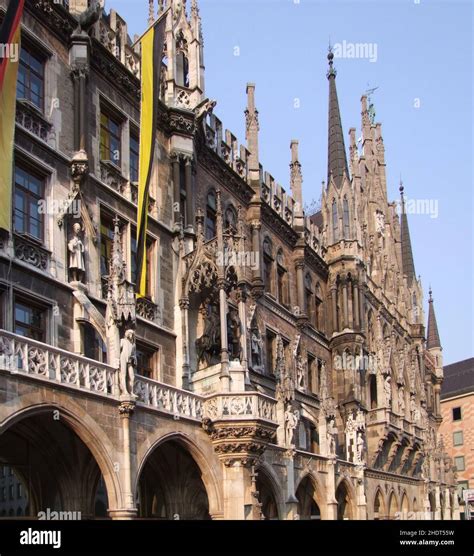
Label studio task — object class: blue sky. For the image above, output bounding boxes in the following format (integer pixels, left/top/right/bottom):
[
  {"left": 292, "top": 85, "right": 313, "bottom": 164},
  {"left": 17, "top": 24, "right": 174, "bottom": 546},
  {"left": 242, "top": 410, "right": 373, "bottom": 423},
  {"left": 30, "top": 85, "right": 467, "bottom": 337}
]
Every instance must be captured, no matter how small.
[{"left": 114, "top": 0, "right": 473, "bottom": 365}]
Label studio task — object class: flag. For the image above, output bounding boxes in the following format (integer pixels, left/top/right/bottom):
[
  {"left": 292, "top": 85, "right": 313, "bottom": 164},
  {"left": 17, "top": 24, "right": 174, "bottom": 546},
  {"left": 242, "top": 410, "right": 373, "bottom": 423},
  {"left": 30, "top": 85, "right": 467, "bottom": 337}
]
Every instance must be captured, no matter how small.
[
  {"left": 0, "top": 0, "right": 25, "bottom": 232},
  {"left": 136, "top": 12, "right": 167, "bottom": 298}
]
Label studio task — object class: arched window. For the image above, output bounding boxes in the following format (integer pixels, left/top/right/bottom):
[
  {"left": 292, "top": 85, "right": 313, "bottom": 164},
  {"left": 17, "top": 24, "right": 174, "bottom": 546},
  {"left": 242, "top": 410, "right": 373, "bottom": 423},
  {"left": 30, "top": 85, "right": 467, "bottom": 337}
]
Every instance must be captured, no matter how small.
[
  {"left": 315, "top": 282, "right": 322, "bottom": 331},
  {"left": 332, "top": 199, "right": 339, "bottom": 242},
  {"left": 205, "top": 190, "right": 217, "bottom": 240},
  {"left": 343, "top": 197, "right": 350, "bottom": 238},
  {"left": 304, "top": 273, "right": 314, "bottom": 323},
  {"left": 276, "top": 249, "right": 288, "bottom": 307},
  {"left": 224, "top": 204, "right": 237, "bottom": 231},
  {"left": 369, "top": 374, "right": 378, "bottom": 409},
  {"left": 263, "top": 237, "right": 274, "bottom": 294},
  {"left": 176, "top": 52, "right": 189, "bottom": 87}
]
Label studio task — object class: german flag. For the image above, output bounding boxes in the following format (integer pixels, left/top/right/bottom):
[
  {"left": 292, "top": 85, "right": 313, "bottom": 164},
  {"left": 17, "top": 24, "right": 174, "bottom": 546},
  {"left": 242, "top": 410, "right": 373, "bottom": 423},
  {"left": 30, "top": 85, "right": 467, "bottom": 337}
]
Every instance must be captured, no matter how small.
[
  {"left": 136, "top": 11, "right": 167, "bottom": 298},
  {"left": 0, "top": 0, "right": 24, "bottom": 232}
]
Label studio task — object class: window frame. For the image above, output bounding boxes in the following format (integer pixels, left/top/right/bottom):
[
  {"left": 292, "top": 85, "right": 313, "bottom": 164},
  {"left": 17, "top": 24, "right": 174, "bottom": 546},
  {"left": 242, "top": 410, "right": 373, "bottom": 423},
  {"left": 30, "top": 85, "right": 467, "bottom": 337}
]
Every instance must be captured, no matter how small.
[
  {"left": 13, "top": 165, "right": 45, "bottom": 242},
  {"left": 454, "top": 455, "right": 465, "bottom": 472},
  {"left": 452, "top": 406, "right": 462, "bottom": 421},
  {"left": 453, "top": 430, "right": 463, "bottom": 447},
  {"left": 17, "top": 45, "right": 45, "bottom": 111},
  {"left": 129, "top": 131, "right": 140, "bottom": 183},
  {"left": 13, "top": 296, "right": 47, "bottom": 343},
  {"left": 100, "top": 110, "right": 122, "bottom": 166}
]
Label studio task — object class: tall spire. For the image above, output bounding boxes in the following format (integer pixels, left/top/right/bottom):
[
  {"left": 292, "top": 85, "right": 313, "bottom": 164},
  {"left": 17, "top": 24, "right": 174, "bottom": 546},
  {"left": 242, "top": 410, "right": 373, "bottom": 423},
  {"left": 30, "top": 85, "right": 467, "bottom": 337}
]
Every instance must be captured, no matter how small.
[
  {"left": 427, "top": 287, "right": 441, "bottom": 349},
  {"left": 327, "top": 47, "right": 349, "bottom": 188},
  {"left": 245, "top": 83, "right": 260, "bottom": 172},
  {"left": 399, "top": 183, "right": 416, "bottom": 286},
  {"left": 290, "top": 140, "right": 303, "bottom": 212}
]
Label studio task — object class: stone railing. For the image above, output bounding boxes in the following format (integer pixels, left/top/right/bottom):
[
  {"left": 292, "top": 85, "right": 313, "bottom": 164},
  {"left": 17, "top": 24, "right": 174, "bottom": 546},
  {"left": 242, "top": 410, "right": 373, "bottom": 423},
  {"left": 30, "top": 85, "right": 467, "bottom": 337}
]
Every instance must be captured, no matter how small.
[
  {"left": 100, "top": 161, "right": 128, "bottom": 195},
  {"left": 16, "top": 99, "right": 53, "bottom": 143},
  {"left": 134, "top": 376, "right": 204, "bottom": 422},
  {"left": 14, "top": 234, "right": 50, "bottom": 271},
  {"left": 203, "top": 392, "right": 277, "bottom": 423},
  {"left": 136, "top": 297, "right": 159, "bottom": 323},
  {"left": 0, "top": 330, "right": 118, "bottom": 397}
]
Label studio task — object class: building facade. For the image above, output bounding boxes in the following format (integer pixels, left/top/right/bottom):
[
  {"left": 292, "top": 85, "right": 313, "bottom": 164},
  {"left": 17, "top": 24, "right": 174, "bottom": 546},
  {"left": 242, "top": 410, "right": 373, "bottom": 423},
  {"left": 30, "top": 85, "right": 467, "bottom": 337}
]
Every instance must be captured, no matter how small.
[
  {"left": 439, "top": 357, "right": 474, "bottom": 519},
  {"left": 0, "top": 0, "right": 458, "bottom": 520}
]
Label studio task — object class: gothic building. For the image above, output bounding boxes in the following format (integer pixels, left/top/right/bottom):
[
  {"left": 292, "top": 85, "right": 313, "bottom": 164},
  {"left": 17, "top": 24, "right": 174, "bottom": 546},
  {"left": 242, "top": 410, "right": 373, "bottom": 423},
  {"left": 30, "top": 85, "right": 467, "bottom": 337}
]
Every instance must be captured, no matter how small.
[{"left": 0, "top": 0, "right": 458, "bottom": 520}]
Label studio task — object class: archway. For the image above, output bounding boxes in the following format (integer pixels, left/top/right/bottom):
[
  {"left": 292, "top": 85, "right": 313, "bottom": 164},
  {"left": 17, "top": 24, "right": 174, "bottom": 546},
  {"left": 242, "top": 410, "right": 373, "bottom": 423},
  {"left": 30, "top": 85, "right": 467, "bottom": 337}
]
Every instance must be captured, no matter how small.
[
  {"left": 400, "top": 492, "right": 409, "bottom": 519},
  {"left": 256, "top": 469, "right": 279, "bottom": 520},
  {"left": 388, "top": 491, "right": 398, "bottom": 519},
  {"left": 429, "top": 491, "right": 436, "bottom": 518},
  {"left": 137, "top": 439, "right": 210, "bottom": 519},
  {"left": 296, "top": 476, "right": 321, "bottom": 520},
  {"left": 0, "top": 413, "right": 109, "bottom": 518},
  {"left": 336, "top": 481, "right": 354, "bottom": 520},
  {"left": 373, "top": 488, "right": 386, "bottom": 520}
]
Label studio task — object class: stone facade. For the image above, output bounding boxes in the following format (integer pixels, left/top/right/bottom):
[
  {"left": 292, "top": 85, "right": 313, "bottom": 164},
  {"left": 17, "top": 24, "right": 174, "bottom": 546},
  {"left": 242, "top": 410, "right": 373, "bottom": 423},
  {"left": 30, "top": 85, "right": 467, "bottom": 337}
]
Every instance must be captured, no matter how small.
[{"left": 0, "top": 0, "right": 458, "bottom": 520}]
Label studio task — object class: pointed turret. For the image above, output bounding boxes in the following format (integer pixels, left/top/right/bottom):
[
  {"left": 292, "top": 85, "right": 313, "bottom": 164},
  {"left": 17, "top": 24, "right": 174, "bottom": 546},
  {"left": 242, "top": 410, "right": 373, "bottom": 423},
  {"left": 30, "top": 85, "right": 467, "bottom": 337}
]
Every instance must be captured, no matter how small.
[
  {"left": 399, "top": 184, "right": 416, "bottom": 286},
  {"left": 289, "top": 140, "right": 303, "bottom": 213},
  {"left": 327, "top": 48, "right": 349, "bottom": 188},
  {"left": 245, "top": 83, "right": 259, "bottom": 173},
  {"left": 427, "top": 288, "right": 441, "bottom": 350}
]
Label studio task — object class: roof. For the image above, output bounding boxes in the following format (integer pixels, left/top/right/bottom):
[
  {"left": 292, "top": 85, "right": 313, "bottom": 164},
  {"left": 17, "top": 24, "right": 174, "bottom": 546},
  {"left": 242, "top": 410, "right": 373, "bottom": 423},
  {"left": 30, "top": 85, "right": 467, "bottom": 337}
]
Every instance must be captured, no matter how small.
[{"left": 441, "top": 357, "right": 474, "bottom": 399}]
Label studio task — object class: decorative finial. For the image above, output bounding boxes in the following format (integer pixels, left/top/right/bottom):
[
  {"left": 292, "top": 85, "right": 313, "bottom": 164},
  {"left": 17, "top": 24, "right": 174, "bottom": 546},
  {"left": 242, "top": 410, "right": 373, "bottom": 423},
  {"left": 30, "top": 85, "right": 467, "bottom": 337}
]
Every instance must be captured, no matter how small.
[
  {"left": 327, "top": 41, "right": 336, "bottom": 78},
  {"left": 429, "top": 286, "right": 433, "bottom": 302},
  {"left": 148, "top": 0, "right": 155, "bottom": 26}
]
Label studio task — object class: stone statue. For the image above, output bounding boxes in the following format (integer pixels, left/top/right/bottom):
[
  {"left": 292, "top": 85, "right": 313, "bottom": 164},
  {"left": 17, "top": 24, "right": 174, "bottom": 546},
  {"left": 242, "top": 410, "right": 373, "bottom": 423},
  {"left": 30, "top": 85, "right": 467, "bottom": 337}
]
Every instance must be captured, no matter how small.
[
  {"left": 327, "top": 418, "right": 337, "bottom": 456},
  {"left": 119, "top": 329, "right": 137, "bottom": 397},
  {"left": 399, "top": 387, "right": 405, "bottom": 415},
  {"left": 68, "top": 222, "right": 86, "bottom": 282},
  {"left": 410, "top": 394, "right": 417, "bottom": 422},
  {"left": 384, "top": 374, "right": 392, "bottom": 407},
  {"left": 355, "top": 431, "right": 365, "bottom": 464},
  {"left": 74, "top": 0, "right": 104, "bottom": 36},
  {"left": 196, "top": 304, "right": 220, "bottom": 367},
  {"left": 296, "top": 354, "right": 305, "bottom": 390},
  {"left": 284, "top": 404, "right": 300, "bottom": 447},
  {"left": 250, "top": 329, "right": 263, "bottom": 368},
  {"left": 227, "top": 308, "right": 241, "bottom": 361}
]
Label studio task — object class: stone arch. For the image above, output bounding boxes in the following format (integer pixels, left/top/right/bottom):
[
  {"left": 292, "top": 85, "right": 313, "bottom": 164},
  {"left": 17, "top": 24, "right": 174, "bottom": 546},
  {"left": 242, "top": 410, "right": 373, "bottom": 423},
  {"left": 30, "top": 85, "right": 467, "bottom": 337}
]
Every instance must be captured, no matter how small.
[
  {"left": 135, "top": 431, "right": 222, "bottom": 519},
  {"left": 388, "top": 490, "right": 399, "bottom": 519},
  {"left": 335, "top": 478, "right": 356, "bottom": 520},
  {"left": 0, "top": 402, "right": 122, "bottom": 516},
  {"left": 373, "top": 486, "right": 387, "bottom": 520},
  {"left": 400, "top": 491, "right": 409, "bottom": 516},
  {"left": 295, "top": 472, "right": 325, "bottom": 520},
  {"left": 256, "top": 461, "right": 284, "bottom": 520}
]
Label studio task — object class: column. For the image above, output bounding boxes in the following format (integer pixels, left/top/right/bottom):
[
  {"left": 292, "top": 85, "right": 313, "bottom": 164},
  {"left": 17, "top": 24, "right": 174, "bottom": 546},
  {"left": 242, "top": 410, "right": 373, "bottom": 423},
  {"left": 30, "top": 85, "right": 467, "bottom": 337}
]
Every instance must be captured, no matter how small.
[
  {"left": 353, "top": 281, "right": 360, "bottom": 330},
  {"left": 185, "top": 156, "right": 193, "bottom": 232},
  {"left": 342, "top": 279, "right": 348, "bottom": 330},
  {"left": 326, "top": 458, "right": 338, "bottom": 520},
  {"left": 250, "top": 221, "right": 262, "bottom": 284},
  {"left": 295, "top": 260, "right": 305, "bottom": 316},
  {"left": 180, "top": 298, "right": 190, "bottom": 390},
  {"left": 237, "top": 285, "right": 249, "bottom": 383},
  {"left": 219, "top": 280, "right": 230, "bottom": 392},
  {"left": 331, "top": 286, "right": 338, "bottom": 333},
  {"left": 172, "top": 153, "right": 181, "bottom": 226}
]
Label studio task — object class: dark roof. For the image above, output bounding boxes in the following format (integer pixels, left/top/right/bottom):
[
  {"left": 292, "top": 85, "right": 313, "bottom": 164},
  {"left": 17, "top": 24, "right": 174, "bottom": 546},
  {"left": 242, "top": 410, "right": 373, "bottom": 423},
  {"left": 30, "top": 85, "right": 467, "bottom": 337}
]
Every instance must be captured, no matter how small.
[
  {"left": 400, "top": 191, "right": 416, "bottom": 286},
  {"left": 309, "top": 210, "right": 323, "bottom": 229},
  {"left": 441, "top": 357, "right": 474, "bottom": 399},
  {"left": 327, "top": 56, "right": 348, "bottom": 188}
]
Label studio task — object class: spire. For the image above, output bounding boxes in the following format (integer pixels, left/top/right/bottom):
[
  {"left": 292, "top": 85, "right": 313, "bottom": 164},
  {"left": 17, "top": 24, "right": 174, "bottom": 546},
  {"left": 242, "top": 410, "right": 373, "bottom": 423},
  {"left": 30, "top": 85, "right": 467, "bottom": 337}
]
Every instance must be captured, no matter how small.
[
  {"left": 399, "top": 183, "right": 416, "bottom": 286},
  {"left": 327, "top": 47, "right": 349, "bottom": 188},
  {"left": 427, "top": 288, "right": 441, "bottom": 349},
  {"left": 290, "top": 140, "right": 303, "bottom": 213},
  {"left": 245, "top": 83, "right": 260, "bottom": 172},
  {"left": 148, "top": 0, "right": 155, "bottom": 26}
]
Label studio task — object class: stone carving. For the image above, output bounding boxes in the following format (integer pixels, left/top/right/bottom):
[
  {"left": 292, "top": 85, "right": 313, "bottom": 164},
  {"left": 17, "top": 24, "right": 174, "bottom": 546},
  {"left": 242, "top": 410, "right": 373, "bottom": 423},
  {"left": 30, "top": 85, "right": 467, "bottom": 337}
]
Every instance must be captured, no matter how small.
[
  {"left": 275, "top": 335, "right": 294, "bottom": 402},
  {"left": 284, "top": 404, "right": 300, "bottom": 447},
  {"left": 398, "top": 387, "right": 405, "bottom": 415},
  {"left": 74, "top": 0, "right": 103, "bottom": 36},
  {"left": 384, "top": 374, "right": 392, "bottom": 407},
  {"left": 119, "top": 329, "right": 137, "bottom": 398},
  {"left": 227, "top": 308, "right": 241, "bottom": 361},
  {"left": 14, "top": 236, "right": 49, "bottom": 270},
  {"left": 327, "top": 418, "right": 337, "bottom": 456},
  {"left": 355, "top": 431, "right": 365, "bottom": 464},
  {"left": 250, "top": 328, "right": 263, "bottom": 369},
  {"left": 196, "top": 304, "right": 220, "bottom": 367},
  {"left": 68, "top": 222, "right": 85, "bottom": 283},
  {"left": 296, "top": 354, "right": 305, "bottom": 391}
]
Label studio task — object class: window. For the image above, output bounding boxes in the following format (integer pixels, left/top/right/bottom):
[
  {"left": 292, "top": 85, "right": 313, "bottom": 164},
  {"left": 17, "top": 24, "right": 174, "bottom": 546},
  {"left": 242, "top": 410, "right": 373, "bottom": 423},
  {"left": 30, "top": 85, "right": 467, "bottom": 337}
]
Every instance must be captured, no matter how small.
[
  {"left": 265, "top": 330, "right": 276, "bottom": 375},
  {"left": 224, "top": 205, "right": 237, "bottom": 231},
  {"left": 453, "top": 431, "right": 463, "bottom": 446},
  {"left": 17, "top": 483, "right": 22, "bottom": 499},
  {"left": 131, "top": 233, "right": 153, "bottom": 298},
  {"left": 14, "top": 299, "right": 46, "bottom": 342},
  {"left": 100, "top": 112, "right": 122, "bottom": 164},
  {"left": 205, "top": 190, "right": 217, "bottom": 240},
  {"left": 343, "top": 197, "right": 350, "bottom": 238},
  {"left": 100, "top": 212, "right": 116, "bottom": 276},
  {"left": 176, "top": 51, "right": 189, "bottom": 88},
  {"left": 14, "top": 166, "right": 45, "bottom": 241},
  {"left": 315, "top": 283, "right": 322, "bottom": 331},
  {"left": 263, "top": 238, "right": 274, "bottom": 294},
  {"left": 454, "top": 456, "right": 465, "bottom": 472},
  {"left": 452, "top": 407, "right": 462, "bottom": 421},
  {"left": 307, "top": 355, "right": 316, "bottom": 394},
  {"left": 305, "top": 273, "right": 314, "bottom": 323},
  {"left": 332, "top": 199, "right": 339, "bottom": 242},
  {"left": 9, "top": 485, "right": 13, "bottom": 501},
  {"left": 179, "top": 162, "right": 186, "bottom": 226},
  {"left": 130, "top": 133, "right": 139, "bottom": 183},
  {"left": 276, "top": 250, "right": 288, "bottom": 306},
  {"left": 136, "top": 344, "right": 157, "bottom": 379},
  {"left": 17, "top": 46, "right": 45, "bottom": 110},
  {"left": 82, "top": 323, "right": 107, "bottom": 363}
]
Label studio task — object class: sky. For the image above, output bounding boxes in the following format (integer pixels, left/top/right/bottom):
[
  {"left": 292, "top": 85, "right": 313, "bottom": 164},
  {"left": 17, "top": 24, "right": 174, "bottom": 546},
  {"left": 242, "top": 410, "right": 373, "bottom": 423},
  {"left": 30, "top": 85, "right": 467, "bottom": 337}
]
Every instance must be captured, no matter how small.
[{"left": 112, "top": 0, "right": 473, "bottom": 365}]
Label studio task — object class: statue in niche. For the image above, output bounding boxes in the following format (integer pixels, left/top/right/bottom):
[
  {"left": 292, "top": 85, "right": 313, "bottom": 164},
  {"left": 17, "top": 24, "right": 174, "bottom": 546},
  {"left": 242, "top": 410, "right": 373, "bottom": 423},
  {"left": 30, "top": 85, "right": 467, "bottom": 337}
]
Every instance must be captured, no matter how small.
[
  {"left": 284, "top": 404, "right": 300, "bottom": 447},
  {"left": 119, "top": 329, "right": 137, "bottom": 397},
  {"left": 355, "top": 431, "right": 365, "bottom": 464},
  {"left": 296, "top": 354, "right": 305, "bottom": 390},
  {"left": 327, "top": 418, "right": 337, "bottom": 456},
  {"left": 250, "top": 328, "right": 263, "bottom": 368},
  {"left": 68, "top": 222, "right": 86, "bottom": 283},
  {"left": 196, "top": 303, "right": 221, "bottom": 367},
  {"left": 398, "top": 387, "right": 405, "bottom": 416},
  {"left": 227, "top": 308, "right": 241, "bottom": 361},
  {"left": 384, "top": 374, "right": 392, "bottom": 407}
]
